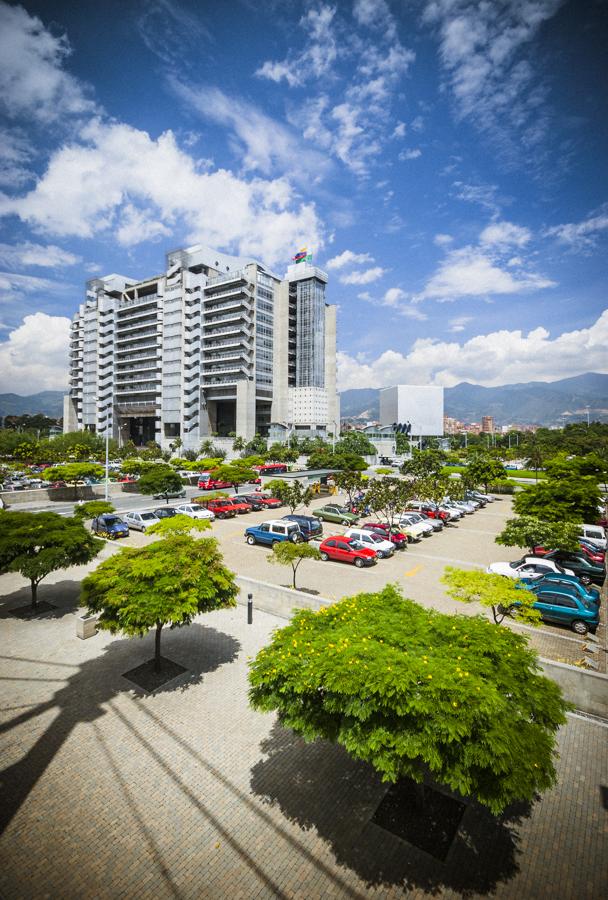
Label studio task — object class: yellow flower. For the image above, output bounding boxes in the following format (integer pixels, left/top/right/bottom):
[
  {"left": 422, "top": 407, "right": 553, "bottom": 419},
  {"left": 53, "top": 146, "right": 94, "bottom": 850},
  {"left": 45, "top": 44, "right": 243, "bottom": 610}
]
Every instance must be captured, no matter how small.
[
  {"left": 452, "top": 702, "right": 458, "bottom": 708},
  {"left": 427, "top": 675, "right": 432, "bottom": 679}
]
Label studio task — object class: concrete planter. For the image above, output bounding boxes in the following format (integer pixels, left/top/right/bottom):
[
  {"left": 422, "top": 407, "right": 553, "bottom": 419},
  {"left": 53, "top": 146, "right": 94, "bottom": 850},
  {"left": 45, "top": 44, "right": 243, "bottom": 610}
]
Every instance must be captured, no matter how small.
[{"left": 76, "top": 614, "right": 99, "bottom": 640}]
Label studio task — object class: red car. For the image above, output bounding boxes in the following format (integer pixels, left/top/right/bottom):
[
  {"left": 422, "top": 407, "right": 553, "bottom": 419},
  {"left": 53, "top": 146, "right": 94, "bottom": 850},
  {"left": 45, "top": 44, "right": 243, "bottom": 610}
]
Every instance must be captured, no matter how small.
[
  {"left": 246, "top": 494, "right": 282, "bottom": 509},
  {"left": 319, "top": 536, "right": 377, "bottom": 567},
  {"left": 534, "top": 543, "right": 605, "bottom": 565},
  {"left": 195, "top": 498, "right": 243, "bottom": 518},
  {"left": 361, "top": 522, "right": 408, "bottom": 549}
]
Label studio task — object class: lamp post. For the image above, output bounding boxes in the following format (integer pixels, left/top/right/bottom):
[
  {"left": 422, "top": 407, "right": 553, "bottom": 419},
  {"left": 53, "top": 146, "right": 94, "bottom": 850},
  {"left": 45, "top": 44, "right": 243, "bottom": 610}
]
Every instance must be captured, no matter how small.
[
  {"left": 331, "top": 420, "right": 338, "bottom": 452},
  {"left": 104, "top": 427, "right": 110, "bottom": 501}
]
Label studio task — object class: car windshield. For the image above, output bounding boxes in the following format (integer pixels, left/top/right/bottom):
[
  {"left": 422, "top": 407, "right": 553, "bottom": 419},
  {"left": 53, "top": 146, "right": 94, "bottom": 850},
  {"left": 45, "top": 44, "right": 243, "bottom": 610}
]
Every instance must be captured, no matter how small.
[
  {"left": 104, "top": 517, "right": 122, "bottom": 526},
  {"left": 369, "top": 534, "right": 383, "bottom": 543}
]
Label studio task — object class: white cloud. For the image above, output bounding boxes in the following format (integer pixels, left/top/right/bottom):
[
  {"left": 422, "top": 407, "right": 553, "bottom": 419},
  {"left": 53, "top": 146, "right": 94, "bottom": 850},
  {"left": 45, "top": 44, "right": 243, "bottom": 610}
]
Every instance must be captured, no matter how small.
[
  {"left": 0, "top": 127, "right": 35, "bottom": 188},
  {"left": 480, "top": 220, "right": 531, "bottom": 247},
  {"left": 0, "top": 119, "right": 325, "bottom": 266},
  {"left": 337, "top": 309, "right": 608, "bottom": 390},
  {"left": 392, "top": 122, "right": 406, "bottom": 138},
  {"left": 423, "top": 0, "right": 565, "bottom": 160},
  {"left": 448, "top": 315, "right": 473, "bottom": 332},
  {"left": 326, "top": 249, "right": 374, "bottom": 270},
  {"left": 0, "top": 2, "right": 96, "bottom": 124},
  {"left": 137, "top": 0, "right": 210, "bottom": 68},
  {"left": 453, "top": 180, "right": 500, "bottom": 213},
  {"left": 434, "top": 233, "right": 453, "bottom": 246},
  {"left": 399, "top": 148, "right": 422, "bottom": 160},
  {"left": 545, "top": 205, "right": 608, "bottom": 250},
  {"left": 418, "top": 246, "right": 555, "bottom": 301},
  {"left": 0, "top": 241, "right": 80, "bottom": 268},
  {"left": 339, "top": 266, "right": 386, "bottom": 285},
  {"left": 0, "top": 312, "right": 70, "bottom": 393},
  {"left": 358, "top": 286, "right": 427, "bottom": 320},
  {"left": 256, "top": 3, "right": 338, "bottom": 87}
]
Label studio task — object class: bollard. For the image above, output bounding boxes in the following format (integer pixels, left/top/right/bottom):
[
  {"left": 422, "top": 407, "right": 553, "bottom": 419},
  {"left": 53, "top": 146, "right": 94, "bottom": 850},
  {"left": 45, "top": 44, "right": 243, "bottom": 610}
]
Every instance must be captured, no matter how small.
[{"left": 247, "top": 592, "right": 253, "bottom": 625}]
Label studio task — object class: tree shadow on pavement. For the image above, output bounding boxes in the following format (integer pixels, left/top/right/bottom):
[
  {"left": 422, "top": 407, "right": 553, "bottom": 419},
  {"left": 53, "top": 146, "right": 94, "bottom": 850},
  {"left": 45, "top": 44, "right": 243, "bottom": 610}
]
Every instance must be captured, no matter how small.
[
  {"left": 0, "top": 623, "right": 240, "bottom": 835},
  {"left": 250, "top": 722, "right": 533, "bottom": 897},
  {"left": 0, "top": 579, "right": 84, "bottom": 620}
]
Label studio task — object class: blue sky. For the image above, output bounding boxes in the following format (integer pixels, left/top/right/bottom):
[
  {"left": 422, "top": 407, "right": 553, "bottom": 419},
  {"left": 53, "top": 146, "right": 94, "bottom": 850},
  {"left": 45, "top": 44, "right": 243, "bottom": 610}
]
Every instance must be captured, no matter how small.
[{"left": 0, "top": 0, "right": 606, "bottom": 395}]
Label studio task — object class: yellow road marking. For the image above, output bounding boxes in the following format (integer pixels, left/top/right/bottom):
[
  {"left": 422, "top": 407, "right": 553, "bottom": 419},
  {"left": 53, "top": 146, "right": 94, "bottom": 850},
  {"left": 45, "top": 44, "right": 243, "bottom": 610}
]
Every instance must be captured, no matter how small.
[{"left": 404, "top": 565, "right": 423, "bottom": 577}]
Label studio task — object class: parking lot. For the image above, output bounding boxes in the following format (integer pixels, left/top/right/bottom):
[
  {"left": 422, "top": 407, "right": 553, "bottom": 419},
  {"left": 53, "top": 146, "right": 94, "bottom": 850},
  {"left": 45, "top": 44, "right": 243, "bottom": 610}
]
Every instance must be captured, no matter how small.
[{"left": 94, "top": 492, "right": 605, "bottom": 668}]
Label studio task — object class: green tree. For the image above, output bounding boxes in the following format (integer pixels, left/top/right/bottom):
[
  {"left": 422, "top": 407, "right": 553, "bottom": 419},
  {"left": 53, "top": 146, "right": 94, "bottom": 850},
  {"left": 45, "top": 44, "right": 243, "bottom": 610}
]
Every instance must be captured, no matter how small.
[
  {"left": 138, "top": 465, "right": 185, "bottom": 502},
  {"left": 334, "top": 470, "right": 365, "bottom": 507},
  {"left": 306, "top": 449, "right": 367, "bottom": 471},
  {"left": 441, "top": 566, "right": 541, "bottom": 626},
  {"left": 43, "top": 463, "right": 105, "bottom": 499},
  {"left": 335, "top": 431, "right": 376, "bottom": 456},
  {"left": 211, "top": 463, "right": 257, "bottom": 492},
  {"left": 513, "top": 476, "right": 600, "bottom": 523},
  {"left": 232, "top": 436, "right": 246, "bottom": 453},
  {"left": 0, "top": 511, "right": 102, "bottom": 611},
  {"left": 244, "top": 433, "right": 267, "bottom": 455},
  {"left": 265, "top": 479, "right": 313, "bottom": 514},
  {"left": 496, "top": 516, "right": 581, "bottom": 556},
  {"left": 73, "top": 500, "right": 115, "bottom": 520},
  {"left": 365, "top": 476, "right": 417, "bottom": 537},
  {"left": 401, "top": 448, "right": 447, "bottom": 481},
  {"left": 199, "top": 438, "right": 216, "bottom": 456},
  {"left": 81, "top": 534, "right": 238, "bottom": 673},
  {"left": 147, "top": 514, "right": 211, "bottom": 538},
  {"left": 120, "top": 458, "right": 155, "bottom": 476},
  {"left": 249, "top": 586, "right": 568, "bottom": 815},
  {"left": 268, "top": 541, "right": 321, "bottom": 589},
  {"left": 465, "top": 454, "right": 507, "bottom": 492}
]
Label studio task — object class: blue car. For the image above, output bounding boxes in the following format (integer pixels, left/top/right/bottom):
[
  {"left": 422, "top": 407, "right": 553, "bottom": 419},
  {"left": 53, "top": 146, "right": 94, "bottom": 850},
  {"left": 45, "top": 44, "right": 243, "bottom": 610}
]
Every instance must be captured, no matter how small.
[
  {"left": 518, "top": 573, "right": 600, "bottom": 606},
  {"left": 513, "top": 583, "right": 599, "bottom": 635},
  {"left": 245, "top": 519, "right": 303, "bottom": 546},
  {"left": 91, "top": 514, "right": 129, "bottom": 539}
]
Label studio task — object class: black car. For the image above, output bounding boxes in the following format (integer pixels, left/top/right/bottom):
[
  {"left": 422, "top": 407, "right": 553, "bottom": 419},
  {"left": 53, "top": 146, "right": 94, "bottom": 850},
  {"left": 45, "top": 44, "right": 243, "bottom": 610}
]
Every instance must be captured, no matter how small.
[
  {"left": 281, "top": 514, "right": 323, "bottom": 539},
  {"left": 153, "top": 507, "right": 178, "bottom": 519},
  {"left": 533, "top": 550, "right": 605, "bottom": 586},
  {"left": 238, "top": 494, "right": 266, "bottom": 511}
]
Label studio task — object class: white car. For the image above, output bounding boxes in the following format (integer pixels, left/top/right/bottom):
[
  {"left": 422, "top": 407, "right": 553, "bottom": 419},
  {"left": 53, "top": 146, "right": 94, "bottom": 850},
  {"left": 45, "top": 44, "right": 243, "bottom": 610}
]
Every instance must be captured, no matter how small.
[
  {"left": 448, "top": 499, "right": 476, "bottom": 515},
  {"left": 123, "top": 510, "right": 161, "bottom": 532},
  {"left": 174, "top": 504, "right": 215, "bottom": 521},
  {"left": 398, "top": 513, "right": 434, "bottom": 537},
  {"left": 441, "top": 500, "right": 465, "bottom": 520},
  {"left": 344, "top": 528, "right": 394, "bottom": 558},
  {"left": 487, "top": 557, "right": 574, "bottom": 579},
  {"left": 579, "top": 523, "right": 606, "bottom": 550}
]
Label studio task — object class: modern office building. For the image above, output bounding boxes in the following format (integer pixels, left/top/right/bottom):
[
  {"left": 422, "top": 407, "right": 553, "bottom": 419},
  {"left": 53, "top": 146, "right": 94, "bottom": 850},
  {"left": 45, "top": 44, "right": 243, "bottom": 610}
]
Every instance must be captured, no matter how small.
[
  {"left": 379, "top": 385, "right": 444, "bottom": 436},
  {"left": 64, "top": 245, "right": 339, "bottom": 450}
]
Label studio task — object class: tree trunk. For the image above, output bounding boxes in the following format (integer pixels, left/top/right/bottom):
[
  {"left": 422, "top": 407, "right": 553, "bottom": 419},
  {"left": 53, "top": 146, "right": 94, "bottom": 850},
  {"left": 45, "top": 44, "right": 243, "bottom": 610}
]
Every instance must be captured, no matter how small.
[
  {"left": 30, "top": 579, "right": 38, "bottom": 611},
  {"left": 154, "top": 621, "right": 163, "bottom": 673}
]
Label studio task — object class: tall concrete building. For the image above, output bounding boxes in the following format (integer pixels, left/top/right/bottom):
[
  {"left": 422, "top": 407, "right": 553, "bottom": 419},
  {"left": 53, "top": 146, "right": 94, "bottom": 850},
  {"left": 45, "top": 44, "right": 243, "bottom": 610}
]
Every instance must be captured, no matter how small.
[
  {"left": 64, "top": 245, "right": 339, "bottom": 450},
  {"left": 379, "top": 385, "right": 444, "bottom": 436}
]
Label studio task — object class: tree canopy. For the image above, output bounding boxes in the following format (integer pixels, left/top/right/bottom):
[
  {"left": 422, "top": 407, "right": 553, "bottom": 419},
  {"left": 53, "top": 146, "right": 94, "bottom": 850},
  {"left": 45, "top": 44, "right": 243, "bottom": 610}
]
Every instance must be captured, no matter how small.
[
  {"left": 334, "top": 431, "right": 376, "bottom": 457},
  {"left": 441, "top": 566, "right": 541, "bottom": 626},
  {"left": 268, "top": 541, "right": 321, "bottom": 589},
  {"left": 0, "top": 511, "right": 102, "bottom": 609},
  {"left": 495, "top": 516, "right": 581, "bottom": 555},
  {"left": 513, "top": 476, "right": 600, "bottom": 523},
  {"left": 306, "top": 449, "right": 367, "bottom": 471},
  {"left": 265, "top": 479, "right": 313, "bottom": 514},
  {"left": 73, "top": 500, "right": 115, "bottom": 520},
  {"left": 138, "top": 465, "right": 184, "bottom": 500},
  {"left": 365, "top": 476, "right": 417, "bottom": 536},
  {"left": 464, "top": 454, "right": 507, "bottom": 492},
  {"left": 81, "top": 534, "right": 237, "bottom": 672},
  {"left": 249, "top": 586, "right": 568, "bottom": 815}
]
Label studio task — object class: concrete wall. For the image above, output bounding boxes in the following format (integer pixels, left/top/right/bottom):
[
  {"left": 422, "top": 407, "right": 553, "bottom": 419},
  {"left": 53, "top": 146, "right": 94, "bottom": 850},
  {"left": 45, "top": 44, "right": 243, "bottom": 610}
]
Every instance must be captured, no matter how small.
[
  {"left": 235, "top": 576, "right": 608, "bottom": 718},
  {"left": 0, "top": 481, "right": 138, "bottom": 507},
  {"left": 539, "top": 658, "right": 608, "bottom": 719}
]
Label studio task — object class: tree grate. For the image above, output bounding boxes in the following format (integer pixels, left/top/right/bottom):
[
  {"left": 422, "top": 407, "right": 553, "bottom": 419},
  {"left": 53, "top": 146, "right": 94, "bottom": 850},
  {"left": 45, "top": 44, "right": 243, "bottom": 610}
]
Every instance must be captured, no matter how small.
[
  {"left": 122, "top": 657, "right": 187, "bottom": 692},
  {"left": 372, "top": 779, "right": 466, "bottom": 861}
]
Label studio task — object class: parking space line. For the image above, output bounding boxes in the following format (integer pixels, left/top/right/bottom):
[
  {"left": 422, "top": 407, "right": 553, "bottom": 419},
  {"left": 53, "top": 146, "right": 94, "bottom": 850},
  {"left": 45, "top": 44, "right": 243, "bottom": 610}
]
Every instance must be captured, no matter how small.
[{"left": 404, "top": 565, "right": 423, "bottom": 577}]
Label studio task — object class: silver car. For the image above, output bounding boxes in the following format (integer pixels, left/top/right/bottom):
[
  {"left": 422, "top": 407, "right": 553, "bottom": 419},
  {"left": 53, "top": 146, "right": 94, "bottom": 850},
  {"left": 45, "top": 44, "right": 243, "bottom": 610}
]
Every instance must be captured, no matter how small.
[{"left": 123, "top": 510, "right": 161, "bottom": 532}]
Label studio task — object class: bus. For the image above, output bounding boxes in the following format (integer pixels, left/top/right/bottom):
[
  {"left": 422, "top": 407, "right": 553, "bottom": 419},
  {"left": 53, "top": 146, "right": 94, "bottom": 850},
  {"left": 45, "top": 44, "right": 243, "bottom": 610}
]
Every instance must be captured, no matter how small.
[{"left": 253, "top": 463, "right": 289, "bottom": 479}]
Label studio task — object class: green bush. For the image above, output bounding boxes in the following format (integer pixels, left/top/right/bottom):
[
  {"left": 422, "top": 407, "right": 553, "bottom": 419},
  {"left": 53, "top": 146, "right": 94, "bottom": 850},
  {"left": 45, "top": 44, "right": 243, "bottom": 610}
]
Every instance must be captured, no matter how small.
[{"left": 489, "top": 479, "right": 517, "bottom": 494}]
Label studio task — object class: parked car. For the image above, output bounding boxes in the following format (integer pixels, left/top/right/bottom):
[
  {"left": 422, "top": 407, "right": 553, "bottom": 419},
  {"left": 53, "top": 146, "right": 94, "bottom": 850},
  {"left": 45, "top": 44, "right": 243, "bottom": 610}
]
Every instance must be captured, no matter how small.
[
  {"left": 174, "top": 504, "right": 215, "bottom": 521},
  {"left": 344, "top": 527, "right": 394, "bottom": 558},
  {"left": 510, "top": 586, "right": 599, "bottom": 635},
  {"left": 241, "top": 493, "right": 282, "bottom": 509},
  {"left": 194, "top": 497, "right": 242, "bottom": 518},
  {"left": 518, "top": 573, "right": 600, "bottom": 606},
  {"left": 405, "top": 509, "right": 443, "bottom": 532},
  {"left": 153, "top": 486, "right": 186, "bottom": 500},
  {"left": 91, "top": 514, "right": 129, "bottom": 539},
  {"left": 468, "top": 489, "right": 495, "bottom": 503},
  {"left": 123, "top": 511, "right": 161, "bottom": 532},
  {"left": 152, "top": 507, "right": 178, "bottom": 519},
  {"left": 577, "top": 539, "right": 605, "bottom": 564},
  {"left": 361, "top": 522, "right": 407, "bottom": 549},
  {"left": 318, "top": 536, "right": 377, "bottom": 567},
  {"left": 531, "top": 550, "right": 605, "bottom": 586},
  {"left": 282, "top": 514, "right": 323, "bottom": 539},
  {"left": 448, "top": 499, "right": 477, "bottom": 514},
  {"left": 397, "top": 513, "right": 433, "bottom": 538},
  {"left": 237, "top": 494, "right": 266, "bottom": 511},
  {"left": 314, "top": 504, "right": 360, "bottom": 525},
  {"left": 441, "top": 500, "right": 465, "bottom": 520},
  {"left": 407, "top": 500, "right": 450, "bottom": 522},
  {"left": 578, "top": 523, "right": 606, "bottom": 550},
  {"left": 487, "top": 556, "right": 574, "bottom": 579},
  {"left": 245, "top": 520, "right": 303, "bottom": 545}
]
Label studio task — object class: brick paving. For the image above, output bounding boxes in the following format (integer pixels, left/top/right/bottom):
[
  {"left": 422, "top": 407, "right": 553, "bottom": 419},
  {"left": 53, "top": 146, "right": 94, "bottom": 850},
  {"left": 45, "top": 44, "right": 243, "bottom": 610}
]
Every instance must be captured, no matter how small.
[{"left": 1, "top": 580, "right": 607, "bottom": 900}]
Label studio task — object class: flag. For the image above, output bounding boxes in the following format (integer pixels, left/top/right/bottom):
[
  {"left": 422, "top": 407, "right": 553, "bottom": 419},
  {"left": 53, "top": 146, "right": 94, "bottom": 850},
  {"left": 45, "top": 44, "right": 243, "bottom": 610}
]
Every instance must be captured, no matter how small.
[{"left": 293, "top": 246, "right": 307, "bottom": 262}]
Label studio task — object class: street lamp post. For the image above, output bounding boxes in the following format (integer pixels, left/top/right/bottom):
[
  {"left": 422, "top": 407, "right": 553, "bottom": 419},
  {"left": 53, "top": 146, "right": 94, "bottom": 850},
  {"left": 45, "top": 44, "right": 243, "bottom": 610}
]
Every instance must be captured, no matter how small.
[{"left": 104, "top": 428, "right": 110, "bottom": 501}]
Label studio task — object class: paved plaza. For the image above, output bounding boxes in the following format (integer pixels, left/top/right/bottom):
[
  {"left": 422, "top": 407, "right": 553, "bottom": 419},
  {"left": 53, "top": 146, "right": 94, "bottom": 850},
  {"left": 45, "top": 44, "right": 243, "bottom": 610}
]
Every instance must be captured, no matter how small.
[{"left": 0, "top": 569, "right": 607, "bottom": 900}]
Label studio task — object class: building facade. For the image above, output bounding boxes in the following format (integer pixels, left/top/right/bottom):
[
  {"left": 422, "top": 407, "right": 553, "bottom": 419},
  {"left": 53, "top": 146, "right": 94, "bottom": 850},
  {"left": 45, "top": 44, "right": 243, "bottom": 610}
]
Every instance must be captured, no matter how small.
[
  {"left": 379, "top": 385, "right": 444, "bottom": 437},
  {"left": 481, "top": 415, "right": 494, "bottom": 434},
  {"left": 64, "top": 245, "right": 339, "bottom": 450}
]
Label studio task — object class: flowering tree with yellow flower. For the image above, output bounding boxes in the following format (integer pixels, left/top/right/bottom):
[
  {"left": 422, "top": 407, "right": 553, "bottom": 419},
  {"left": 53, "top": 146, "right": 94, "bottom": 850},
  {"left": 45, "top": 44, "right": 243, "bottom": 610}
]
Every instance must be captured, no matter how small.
[{"left": 248, "top": 585, "right": 569, "bottom": 815}]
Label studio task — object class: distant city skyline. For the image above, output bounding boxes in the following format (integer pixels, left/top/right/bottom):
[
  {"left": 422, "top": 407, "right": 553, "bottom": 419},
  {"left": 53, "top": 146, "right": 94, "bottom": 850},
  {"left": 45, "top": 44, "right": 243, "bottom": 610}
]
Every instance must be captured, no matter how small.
[{"left": 0, "top": 0, "right": 607, "bottom": 395}]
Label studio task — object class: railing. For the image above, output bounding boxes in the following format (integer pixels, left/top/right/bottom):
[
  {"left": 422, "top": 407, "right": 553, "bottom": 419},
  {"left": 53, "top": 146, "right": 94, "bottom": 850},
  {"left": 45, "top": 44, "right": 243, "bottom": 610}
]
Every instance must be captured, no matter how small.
[
  {"left": 202, "top": 325, "right": 248, "bottom": 338},
  {"left": 203, "top": 286, "right": 252, "bottom": 303},
  {"left": 118, "top": 295, "right": 160, "bottom": 311},
  {"left": 203, "top": 311, "right": 252, "bottom": 326},
  {"left": 206, "top": 268, "right": 248, "bottom": 287}
]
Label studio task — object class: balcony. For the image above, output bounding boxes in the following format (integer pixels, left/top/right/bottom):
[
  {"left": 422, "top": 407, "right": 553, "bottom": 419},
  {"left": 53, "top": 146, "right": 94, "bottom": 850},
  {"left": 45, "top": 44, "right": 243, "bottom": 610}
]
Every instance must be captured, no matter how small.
[
  {"left": 203, "top": 310, "right": 253, "bottom": 328},
  {"left": 203, "top": 285, "right": 253, "bottom": 304},
  {"left": 115, "top": 400, "right": 159, "bottom": 416},
  {"left": 205, "top": 269, "right": 248, "bottom": 288}
]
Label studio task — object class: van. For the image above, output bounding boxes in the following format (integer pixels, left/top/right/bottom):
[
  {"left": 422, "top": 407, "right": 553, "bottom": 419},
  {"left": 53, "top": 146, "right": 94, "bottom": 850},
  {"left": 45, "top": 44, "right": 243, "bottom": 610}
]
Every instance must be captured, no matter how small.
[{"left": 579, "top": 523, "right": 606, "bottom": 550}]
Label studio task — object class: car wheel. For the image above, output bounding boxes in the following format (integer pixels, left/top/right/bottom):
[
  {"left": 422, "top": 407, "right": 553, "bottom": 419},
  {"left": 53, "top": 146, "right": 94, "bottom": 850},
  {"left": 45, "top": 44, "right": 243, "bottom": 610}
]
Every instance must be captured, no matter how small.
[
  {"left": 580, "top": 574, "right": 592, "bottom": 586},
  {"left": 354, "top": 557, "right": 364, "bottom": 568},
  {"left": 246, "top": 535, "right": 256, "bottom": 545},
  {"left": 571, "top": 620, "right": 588, "bottom": 635},
  {"left": 320, "top": 552, "right": 329, "bottom": 561},
  {"left": 341, "top": 519, "right": 350, "bottom": 526}
]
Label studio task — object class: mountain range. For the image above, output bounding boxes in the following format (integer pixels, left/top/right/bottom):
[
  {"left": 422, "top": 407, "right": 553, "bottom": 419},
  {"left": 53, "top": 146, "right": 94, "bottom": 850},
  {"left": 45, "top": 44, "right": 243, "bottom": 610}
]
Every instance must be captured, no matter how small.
[
  {"left": 0, "top": 373, "right": 607, "bottom": 427},
  {"left": 339, "top": 373, "right": 608, "bottom": 426}
]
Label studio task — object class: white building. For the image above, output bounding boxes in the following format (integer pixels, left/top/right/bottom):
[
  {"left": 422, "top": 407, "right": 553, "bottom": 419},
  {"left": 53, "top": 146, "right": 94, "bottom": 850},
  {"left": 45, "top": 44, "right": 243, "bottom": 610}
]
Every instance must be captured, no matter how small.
[
  {"left": 379, "top": 385, "right": 444, "bottom": 437},
  {"left": 64, "top": 245, "right": 339, "bottom": 451}
]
